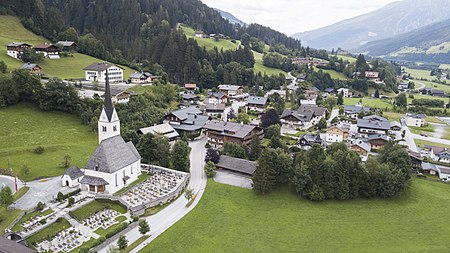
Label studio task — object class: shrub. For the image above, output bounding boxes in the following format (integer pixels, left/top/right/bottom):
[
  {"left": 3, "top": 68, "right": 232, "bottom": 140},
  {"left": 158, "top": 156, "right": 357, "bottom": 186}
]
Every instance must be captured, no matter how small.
[
  {"left": 68, "top": 197, "right": 75, "bottom": 207},
  {"left": 36, "top": 202, "right": 45, "bottom": 211},
  {"left": 34, "top": 146, "right": 45, "bottom": 154},
  {"left": 39, "top": 219, "right": 47, "bottom": 225},
  {"left": 105, "top": 222, "right": 128, "bottom": 239},
  {"left": 57, "top": 192, "right": 64, "bottom": 202}
]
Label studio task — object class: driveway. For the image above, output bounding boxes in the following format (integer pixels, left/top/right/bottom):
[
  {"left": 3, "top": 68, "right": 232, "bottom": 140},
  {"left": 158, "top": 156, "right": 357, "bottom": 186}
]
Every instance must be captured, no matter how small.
[
  {"left": 0, "top": 175, "right": 23, "bottom": 192},
  {"left": 97, "top": 137, "right": 208, "bottom": 253},
  {"left": 12, "top": 176, "right": 72, "bottom": 210}
]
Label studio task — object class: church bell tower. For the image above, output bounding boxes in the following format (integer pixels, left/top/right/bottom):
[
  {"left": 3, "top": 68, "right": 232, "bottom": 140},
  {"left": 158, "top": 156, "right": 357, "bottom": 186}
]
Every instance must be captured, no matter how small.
[{"left": 98, "top": 71, "right": 120, "bottom": 143}]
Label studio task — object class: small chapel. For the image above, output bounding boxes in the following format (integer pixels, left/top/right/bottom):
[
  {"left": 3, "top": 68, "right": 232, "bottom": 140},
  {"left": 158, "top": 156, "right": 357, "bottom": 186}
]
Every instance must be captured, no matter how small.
[{"left": 62, "top": 72, "right": 141, "bottom": 194}]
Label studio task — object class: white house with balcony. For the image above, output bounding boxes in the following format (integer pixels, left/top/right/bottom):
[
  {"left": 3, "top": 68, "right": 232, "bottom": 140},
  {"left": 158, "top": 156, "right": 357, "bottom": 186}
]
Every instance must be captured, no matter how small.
[{"left": 83, "top": 62, "right": 124, "bottom": 83}]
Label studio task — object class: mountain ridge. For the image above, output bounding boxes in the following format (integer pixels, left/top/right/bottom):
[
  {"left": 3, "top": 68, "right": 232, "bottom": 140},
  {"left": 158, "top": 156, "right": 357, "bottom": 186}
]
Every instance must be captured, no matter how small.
[
  {"left": 291, "top": 0, "right": 450, "bottom": 50},
  {"left": 214, "top": 8, "right": 246, "bottom": 27}
]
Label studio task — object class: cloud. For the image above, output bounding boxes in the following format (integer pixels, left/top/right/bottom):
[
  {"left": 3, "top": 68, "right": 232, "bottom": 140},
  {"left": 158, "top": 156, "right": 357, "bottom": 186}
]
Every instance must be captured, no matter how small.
[{"left": 201, "top": 0, "right": 400, "bottom": 35}]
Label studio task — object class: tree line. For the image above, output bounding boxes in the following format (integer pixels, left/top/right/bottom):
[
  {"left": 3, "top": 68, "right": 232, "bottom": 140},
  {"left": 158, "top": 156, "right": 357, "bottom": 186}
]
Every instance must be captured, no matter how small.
[{"left": 252, "top": 141, "right": 412, "bottom": 201}]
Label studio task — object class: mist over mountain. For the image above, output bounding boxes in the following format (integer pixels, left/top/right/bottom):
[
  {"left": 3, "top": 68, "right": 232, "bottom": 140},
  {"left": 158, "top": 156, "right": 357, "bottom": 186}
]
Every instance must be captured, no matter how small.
[
  {"left": 291, "top": 0, "right": 450, "bottom": 51},
  {"left": 214, "top": 8, "right": 246, "bottom": 27}
]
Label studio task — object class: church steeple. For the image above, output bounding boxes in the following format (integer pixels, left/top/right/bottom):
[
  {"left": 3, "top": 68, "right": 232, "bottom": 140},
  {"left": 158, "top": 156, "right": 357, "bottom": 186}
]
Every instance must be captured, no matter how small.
[
  {"left": 98, "top": 70, "right": 120, "bottom": 143},
  {"left": 104, "top": 71, "right": 114, "bottom": 122}
]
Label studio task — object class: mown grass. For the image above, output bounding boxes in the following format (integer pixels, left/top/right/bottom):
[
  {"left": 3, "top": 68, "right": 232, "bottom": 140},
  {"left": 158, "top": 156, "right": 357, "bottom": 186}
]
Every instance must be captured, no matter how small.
[
  {"left": 314, "top": 66, "right": 349, "bottom": 80},
  {"left": 253, "top": 50, "right": 287, "bottom": 76},
  {"left": 180, "top": 25, "right": 238, "bottom": 52},
  {"left": 0, "top": 207, "right": 23, "bottom": 236},
  {"left": 415, "top": 139, "right": 450, "bottom": 148},
  {"left": 141, "top": 179, "right": 450, "bottom": 253},
  {"left": 123, "top": 235, "right": 150, "bottom": 253},
  {"left": 336, "top": 54, "right": 356, "bottom": 63},
  {"left": 69, "top": 200, "right": 127, "bottom": 222},
  {"left": 409, "top": 124, "right": 435, "bottom": 134},
  {"left": 12, "top": 186, "right": 29, "bottom": 202},
  {"left": 114, "top": 173, "right": 150, "bottom": 196},
  {"left": 343, "top": 97, "right": 394, "bottom": 110},
  {"left": 0, "top": 103, "right": 97, "bottom": 181},
  {"left": 0, "top": 15, "right": 135, "bottom": 79}
]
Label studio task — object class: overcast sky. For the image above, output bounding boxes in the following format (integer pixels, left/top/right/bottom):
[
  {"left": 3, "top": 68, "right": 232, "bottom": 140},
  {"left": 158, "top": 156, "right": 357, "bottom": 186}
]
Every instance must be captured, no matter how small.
[{"left": 201, "top": 0, "right": 400, "bottom": 35}]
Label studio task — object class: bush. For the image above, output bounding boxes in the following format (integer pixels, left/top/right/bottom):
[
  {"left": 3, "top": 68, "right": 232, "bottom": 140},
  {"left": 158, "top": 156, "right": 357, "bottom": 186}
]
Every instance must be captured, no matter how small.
[
  {"left": 68, "top": 197, "right": 75, "bottom": 207},
  {"left": 36, "top": 202, "right": 45, "bottom": 211},
  {"left": 34, "top": 146, "right": 45, "bottom": 154},
  {"left": 39, "top": 219, "right": 47, "bottom": 225},
  {"left": 57, "top": 192, "right": 64, "bottom": 202}
]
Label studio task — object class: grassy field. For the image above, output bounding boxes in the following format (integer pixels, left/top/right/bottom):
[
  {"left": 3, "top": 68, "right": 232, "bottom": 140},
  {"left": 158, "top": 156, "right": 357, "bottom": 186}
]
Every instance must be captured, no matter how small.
[
  {"left": 415, "top": 139, "right": 450, "bottom": 148},
  {"left": 180, "top": 25, "right": 238, "bottom": 52},
  {"left": 123, "top": 235, "right": 150, "bottom": 253},
  {"left": 409, "top": 124, "right": 435, "bottom": 134},
  {"left": 69, "top": 200, "right": 127, "bottom": 221},
  {"left": 427, "top": 42, "right": 450, "bottom": 54},
  {"left": 0, "top": 207, "right": 23, "bottom": 236},
  {"left": 12, "top": 186, "right": 29, "bottom": 202},
  {"left": 343, "top": 97, "right": 394, "bottom": 110},
  {"left": 142, "top": 179, "right": 450, "bottom": 252},
  {"left": 420, "top": 80, "right": 450, "bottom": 93},
  {"left": 382, "top": 112, "right": 404, "bottom": 121},
  {"left": 26, "top": 218, "right": 71, "bottom": 246},
  {"left": 0, "top": 103, "right": 97, "bottom": 181},
  {"left": 440, "top": 64, "right": 450, "bottom": 70},
  {"left": 253, "top": 50, "right": 287, "bottom": 76},
  {"left": 405, "top": 68, "right": 433, "bottom": 80},
  {"left": 409, "top": 94, "right": 449, "bottom": 104},
  {"left": 336, "top": 54, "right": 356, "bottom": 63},
  {"left": 0, "top": 15, "right": 135, "bottom": 79},
  {"left": 313, "top": 67, "right": 348, "bottom": 80}
]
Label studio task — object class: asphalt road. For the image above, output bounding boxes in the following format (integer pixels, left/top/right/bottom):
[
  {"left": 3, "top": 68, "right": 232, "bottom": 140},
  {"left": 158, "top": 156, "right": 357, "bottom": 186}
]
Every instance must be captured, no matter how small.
[{"left": 98, "top": 137, "right": 208, "bottom": 253}]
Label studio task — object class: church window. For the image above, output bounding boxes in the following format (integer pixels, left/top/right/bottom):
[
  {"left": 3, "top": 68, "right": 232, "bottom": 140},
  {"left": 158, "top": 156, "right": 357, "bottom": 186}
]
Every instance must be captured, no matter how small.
[
  {"left": 131, "top": 166, "right": 133, "bottom": 174},
  {"left": 113, "top": 126, "right": 117, "bottom": 132},
  {"left": 115, "top": 173, "right": 118, "bottom": 187},
  {"left": 102, "top": 126, "right": 107, "bottom": 132}
]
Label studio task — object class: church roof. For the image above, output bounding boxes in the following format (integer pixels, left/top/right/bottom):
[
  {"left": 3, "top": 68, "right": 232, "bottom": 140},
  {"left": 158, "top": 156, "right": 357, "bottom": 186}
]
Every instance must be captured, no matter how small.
[
  {"left": 84, "top": 135, "right": 141, "bottom": 174},
  {"left": 64, "top": 166, "right": 84, "bottom": 180},
  {"left": 80, "top": 175, "right": 109, "bottom": 186},
  {"left": 104, "top": 71, "right": 114, "bottom": 122}
]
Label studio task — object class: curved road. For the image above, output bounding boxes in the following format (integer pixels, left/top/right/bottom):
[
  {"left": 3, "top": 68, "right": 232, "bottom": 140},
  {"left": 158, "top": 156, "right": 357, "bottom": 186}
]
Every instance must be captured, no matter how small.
[{"left": 98, "top": 137, "right": 208, "bottom": 253}]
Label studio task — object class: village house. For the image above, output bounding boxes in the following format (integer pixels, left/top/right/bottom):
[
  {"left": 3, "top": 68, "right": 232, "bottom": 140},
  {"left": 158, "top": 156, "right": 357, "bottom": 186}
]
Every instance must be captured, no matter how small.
[
  {"left": 182, "top": 93, "right": 199, "bottom": 105},
  {"left": 365, "top": 71, "right": 380, "bottom": 81},
  {"left": 138, "top": 123, "right": 180, "bottom": 143},
  {"left": 34, "top": 43, "right": 60, "bottom": 59},
  {"left": 218, "top": 85, "right": 244, "bottom": 97},
  {"left": 203, "top": 120, "right": 264, "bottom": 148},
  {"left": 184, "top": 83, "right": 198, "bottom": 92},
  {"left": 63, "top": 73, "right": 141, "bottom": 194},
  {"left": 405, "top": 114, "right": 427, "bottom": 127},
  {"left": 426, "top": 146, "right": 450, "bottom": 164},
  {"left": 290, "top": 57, "right": 329, "bottom": 66},
  {"left": 357, "top": 115, "right": 390, "bottom": 136},
  {"left": 296, "top": 74, "right": 307, "bottom": 83},
  {"left": 326, "top": 125, "right": 350, "bottom": 143},
  {"left": 194, "top": 30, "right": 205, "bottom": 38},
  {"left": 202, "top": 103, "right": 226, "bottom": 116},
  {"left": 129, "top": 72, "right": 153, "bottom": 84},
  {"left": 265, "top": 89, "right": 286, "bottom": 99},
  {"left": 367, "top": 134, "right": 390, "bottom": 150},
  {"left": 6, "top": 42, "right": 31, "bottom": 59},
  {"left": 215, "top": 155, "right": 257, "bottom": 177},
  {"left": 398, "top": 82, "right": 409, "bottom": 91},
  {"left": 21, "top": 63, "right": 42, "bottom": 74},
  {"left": 343, "top": 104, "right": 370, "bottom": 119},
  {"left": 83, "top": 62, "right": 124, "bottom": 83},
  {"left": 408, "top": 150, "right": 423, "bottom": 172},
  {"left": 298, "top": 133, "right": 324, "bottom": 149},
  {"left": 56, "top": 41, "right": 78, "bottom": 51},
  {"left": 422, "top": 163, "right": 450, "bottom": 181},
  {"left": 390, "top": 121, "right": 402, "bottom": 131},
  {"left": 281, "top": 105, "right": 327, "bottom": 130},
  {"left": 163, "top": 107, "right": 210, "bottom": 136},
  {"left": 108, "top": 90, "right": 132, "bottom": 104},
  {"left": 246, "top": 96, "right": 268, "bottom": 112},
  {"left": 207, "top": 91, "right": 228, "bottom": 104},
  {"left": 304, "top": 88, "right": 319, "bottom": 100},
  {"left": 337, "top": 88, "right": 351, "bottom": 98},
  {"left": 351, "top": 139, "right": 371, "bottom": 161},
  {"left": 431, "top": 89, "right": 446, "bottom": 97}
]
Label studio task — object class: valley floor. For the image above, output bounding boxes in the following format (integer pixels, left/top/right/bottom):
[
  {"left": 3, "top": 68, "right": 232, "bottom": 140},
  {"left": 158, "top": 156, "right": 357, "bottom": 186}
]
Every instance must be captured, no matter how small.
[{"left": 141, "top": 178, "right": 450, "bottom": 253}]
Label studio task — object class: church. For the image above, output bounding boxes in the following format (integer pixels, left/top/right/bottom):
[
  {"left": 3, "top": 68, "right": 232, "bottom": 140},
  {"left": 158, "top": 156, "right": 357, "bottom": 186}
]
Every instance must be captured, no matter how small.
[{"left": 62, "top": 72, "right": 141, "bottom": 194}]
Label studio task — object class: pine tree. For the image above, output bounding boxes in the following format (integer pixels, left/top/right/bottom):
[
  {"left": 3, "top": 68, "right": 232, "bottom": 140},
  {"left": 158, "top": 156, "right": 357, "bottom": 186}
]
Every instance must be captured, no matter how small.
[{"left": 139, "top": 219, "right": 150, "bottom": 235}]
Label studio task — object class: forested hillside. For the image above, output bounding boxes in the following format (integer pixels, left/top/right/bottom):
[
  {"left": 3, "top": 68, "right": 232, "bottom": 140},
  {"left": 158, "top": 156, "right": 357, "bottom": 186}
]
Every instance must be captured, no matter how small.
[{"left": 0, "top": 0, "right": 301, "bottom": 89}]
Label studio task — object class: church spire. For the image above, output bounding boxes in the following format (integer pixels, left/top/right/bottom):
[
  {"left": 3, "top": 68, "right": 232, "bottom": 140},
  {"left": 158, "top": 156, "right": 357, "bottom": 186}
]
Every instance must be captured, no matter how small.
[{"left": 104, "top": 70, "right": 114, "bottom": 122}]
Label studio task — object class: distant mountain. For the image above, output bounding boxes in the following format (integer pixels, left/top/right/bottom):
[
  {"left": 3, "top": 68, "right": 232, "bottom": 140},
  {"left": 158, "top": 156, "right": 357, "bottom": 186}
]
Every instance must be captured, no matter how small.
[
  {"left": 214, "top": 8, "right": 246, "bottom": 26},
  {"left": 359, "top": 19, "right": 450, "bottom": 63},
  {"left": 291, "top": 0, "right": 450, "bottom": 51}
]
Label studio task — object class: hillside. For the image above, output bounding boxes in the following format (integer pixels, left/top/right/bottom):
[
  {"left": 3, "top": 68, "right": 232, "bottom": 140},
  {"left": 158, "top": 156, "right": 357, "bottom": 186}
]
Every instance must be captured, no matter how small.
[
  {"left": 359, "top": 19, "right": 450, "bottom": 63},
  {"left": 0, "top": 15, "right": 135, "bottom": 79},
  {"left": 292, "top": 0, "right": 450, "bottom": 50}
]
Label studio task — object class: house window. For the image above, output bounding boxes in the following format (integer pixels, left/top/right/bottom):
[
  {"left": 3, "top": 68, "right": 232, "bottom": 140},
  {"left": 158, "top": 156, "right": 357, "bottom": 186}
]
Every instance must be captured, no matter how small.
[
  {"left": 113, "top": 126, "right": 117, "bottom": 132},
  {"left": 102, "top": 126, "right": 107, "bottom": 132}
]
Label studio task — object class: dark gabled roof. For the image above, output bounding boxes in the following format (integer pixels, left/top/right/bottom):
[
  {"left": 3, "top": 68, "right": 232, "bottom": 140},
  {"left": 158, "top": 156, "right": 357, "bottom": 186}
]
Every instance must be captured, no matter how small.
[
  {"left": 218, "top": 84, "right": 242, "bottom": 91},
  {"left": 6, "top": 42, "right": 31, "bottom": 47},
  {"left": 129, "top": 72, "right": 152, "bottom": 79},
  {"left": 357, "top": 118, "right": 390, "bottom": 131},
  {"left": 431, "top": 89, "right": 445, "bottom": 94},
  {"left": 352, "top": 139, "right": 371, "bottom": 152},
  {"left": 84, "top": 136, "right": 141, "bottom": 174},
  {"left": 407, "top": 113, "right": 427, "bottom": 119},
  {"left": 207, "top": 91, "right": 227, "bottom": 99},
  {"left": 367, "top": 134, "right": 389, "bottom": 142},
  {"left": 204, "top": 103, "right": 225, "bottom": 111},
  {"left": 80, "top": 175, "right": 109, "bottom": 186},
  {"left": 280, "top": 109, "right": 314, "bottom": 122},
  {"left": 343, "top": 105, "right": 370, "bottom": 114},
  {"left": 182, "top": 93, "right": 199, "bottom": 100},
  {"left": 0, "top": 237, "right": 35, "bottom": 253},
  {"left": 56, "top": 41, "right": 77, "bottom": 47},
  {"left": 299, "top": 104, "right": 327, "bottom": 117},
  {"left": 247, "top": 96, "right": 268, "bottom": 106},
  {"left": 64, "top": 166, "right": 84, "bottom": 180},
  {"left": 21, "top": 63, "right": 41, "bottom": 70},
  {"left": 362, "top": 115, "right": 388, "bottom": 122},
  {"left": 83, "top": 62, "right": 123, "bottom": 71},
  {"left": 203, "top": 120, "right": 261, "bottom": 139},
  {"left": 166, "top": 107, "right": 210, "bottom": 131},
  {"left": 299, "top": 133, "right": 322, "bottom": 144},
  {"left": 215, "top": 155, "right": 257, "bottom": 175},
  {"left": 34, "top": 43, "right": 58, "bottom": 50},
  {"left": 324, "top": 88, "right": 334, "bottom": 93},
  {"left": 168, "top": 107, "right": 203, "bottom": 121}
]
